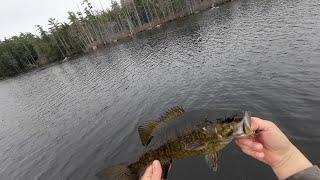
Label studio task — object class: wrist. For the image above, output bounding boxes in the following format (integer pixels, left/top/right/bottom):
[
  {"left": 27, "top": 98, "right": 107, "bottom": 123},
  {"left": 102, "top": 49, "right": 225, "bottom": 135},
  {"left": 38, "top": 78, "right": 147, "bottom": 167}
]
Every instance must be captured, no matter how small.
[{"left": 271, "top": 144, "right": 313, "bottom": 180}]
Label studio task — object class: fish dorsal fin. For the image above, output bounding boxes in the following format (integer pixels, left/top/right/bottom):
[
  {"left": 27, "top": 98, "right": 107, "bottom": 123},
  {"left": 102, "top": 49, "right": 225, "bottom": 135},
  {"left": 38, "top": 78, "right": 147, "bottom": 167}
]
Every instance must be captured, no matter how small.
[
  {"left": 138, "top": 120, "right": 158, "bottom": 146},
  {"left": 205, "top": 152, "right": 219, "bottom": 171},
  {"left": 158, "top": 106, "right": 185, "bottom": 123},
  {"left": 185, "top": 140, "right": 207, "bottom": 151},
  {"left": 138, "top": 106, "right": 185, "bottom": 146}
]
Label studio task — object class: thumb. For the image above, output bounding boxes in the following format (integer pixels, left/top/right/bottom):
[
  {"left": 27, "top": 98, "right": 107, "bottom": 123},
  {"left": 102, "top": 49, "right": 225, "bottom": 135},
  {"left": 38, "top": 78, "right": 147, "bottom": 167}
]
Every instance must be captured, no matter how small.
[
  {"left": 151, "top": 160, "right": 162, "bottom": 180},
  {"left": 141, "top": 164, "right": 154, "bottom": 180},
  {"left": 251, "top": 117, "right": 273, "bottom": 132}
]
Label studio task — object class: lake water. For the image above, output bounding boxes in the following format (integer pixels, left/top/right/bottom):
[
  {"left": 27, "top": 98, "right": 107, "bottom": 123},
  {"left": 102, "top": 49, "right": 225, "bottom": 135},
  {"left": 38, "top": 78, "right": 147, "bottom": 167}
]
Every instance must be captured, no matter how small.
[{"left": 0, "top": 0, "right": 320, "bottom": 179}]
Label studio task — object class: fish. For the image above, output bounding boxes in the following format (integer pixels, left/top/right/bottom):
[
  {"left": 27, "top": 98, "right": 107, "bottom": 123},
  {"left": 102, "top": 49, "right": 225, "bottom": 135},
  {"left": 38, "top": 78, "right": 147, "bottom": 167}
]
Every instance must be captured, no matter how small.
[
  {"left": 97, "top": 109, "right": 254, "bottom": 180},
  {"left": 138, "top": 106, "right": 185, "bottom": 146}
]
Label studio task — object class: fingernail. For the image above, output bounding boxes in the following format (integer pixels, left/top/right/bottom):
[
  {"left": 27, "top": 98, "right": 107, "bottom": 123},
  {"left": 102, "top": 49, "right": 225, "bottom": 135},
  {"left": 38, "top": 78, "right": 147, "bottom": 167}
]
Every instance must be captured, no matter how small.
[
  {"left": 243, "top": 140, "right": 250, "bottom": 146},
  {"left": 153, "top": 160, "right": 159, "bottom": 167},
  {"left": 257, "top": 152, "right": 264, "bottom": 159},
  {"left": 256, "top": 144, "right": 263, "bottom": 150}
]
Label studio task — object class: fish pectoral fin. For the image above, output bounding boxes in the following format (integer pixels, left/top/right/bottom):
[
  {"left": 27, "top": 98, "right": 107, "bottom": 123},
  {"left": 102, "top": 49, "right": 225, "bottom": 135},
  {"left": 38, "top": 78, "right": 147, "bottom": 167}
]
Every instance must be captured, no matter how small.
[
  {"left": 205, "top": 152, "right": 219, "bottom": 171},
  {"left": 161, "top": 160, "right": 172, "bottom": 179},
  {"left": 138, "top": 120, "right": 158, "bottom": 146},
  {"left": 158, "top": 106, "right": 185, "bottom": 123},
  {"left": 185, "top": 141, "right": 207, "bottom": 151}
]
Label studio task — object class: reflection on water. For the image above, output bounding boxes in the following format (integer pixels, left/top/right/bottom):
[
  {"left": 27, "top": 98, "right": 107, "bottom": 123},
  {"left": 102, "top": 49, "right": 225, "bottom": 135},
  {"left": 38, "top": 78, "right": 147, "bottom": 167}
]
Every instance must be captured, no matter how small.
[{"left": 0, "top": 0, "right": 320, "bottom": 179}]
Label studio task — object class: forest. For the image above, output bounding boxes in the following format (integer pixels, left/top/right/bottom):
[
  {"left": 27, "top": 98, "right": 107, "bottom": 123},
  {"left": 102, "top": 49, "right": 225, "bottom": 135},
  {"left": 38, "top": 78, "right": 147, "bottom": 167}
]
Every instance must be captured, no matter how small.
[{"left": 0, "top": 0, "right": 226, "bottom": 78}]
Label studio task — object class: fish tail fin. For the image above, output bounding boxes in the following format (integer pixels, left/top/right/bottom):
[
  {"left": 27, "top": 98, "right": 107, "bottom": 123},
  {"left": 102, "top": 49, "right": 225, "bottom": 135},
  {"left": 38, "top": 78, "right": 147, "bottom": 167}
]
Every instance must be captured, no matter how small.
[
  {"left": 138, "top": 106, "right": 185, "bottom": 146},
  {"left": 96, "top": 164, "right": 139, "bottom": 180}
]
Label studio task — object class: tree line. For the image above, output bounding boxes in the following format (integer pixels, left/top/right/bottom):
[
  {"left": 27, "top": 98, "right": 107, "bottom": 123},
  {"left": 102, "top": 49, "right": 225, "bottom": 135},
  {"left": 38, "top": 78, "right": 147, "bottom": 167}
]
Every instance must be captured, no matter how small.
[{"left": 0, "top": 0, "right": 226, "bottom": 78}]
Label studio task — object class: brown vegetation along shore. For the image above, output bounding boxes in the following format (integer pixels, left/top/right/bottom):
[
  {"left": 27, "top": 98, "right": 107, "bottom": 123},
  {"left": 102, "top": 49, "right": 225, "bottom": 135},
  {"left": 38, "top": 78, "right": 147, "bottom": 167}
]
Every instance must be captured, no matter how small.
[
  {"left": 101, "top": 0, "right": 231, "bottom": 44},
  {"left": 0, "top": 0, "right": 232, "bottom": 78}
]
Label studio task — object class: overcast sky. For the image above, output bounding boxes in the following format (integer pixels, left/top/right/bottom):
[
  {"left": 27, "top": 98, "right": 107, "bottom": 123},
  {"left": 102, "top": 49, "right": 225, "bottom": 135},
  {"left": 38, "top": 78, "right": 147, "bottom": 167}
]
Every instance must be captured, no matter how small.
[{"left": 0, "top": 0, "right": 116, "bottom": 40}]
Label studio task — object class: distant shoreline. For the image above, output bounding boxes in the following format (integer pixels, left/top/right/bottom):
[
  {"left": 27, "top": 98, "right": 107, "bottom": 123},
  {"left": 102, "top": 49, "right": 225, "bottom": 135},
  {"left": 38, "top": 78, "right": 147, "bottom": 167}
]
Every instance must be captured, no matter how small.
[
  {"left": 0, "top": 0, "right": 232, "bottom": 80},
  {"left": 94, "top": 0, "right": 231, "bottom": 47}
]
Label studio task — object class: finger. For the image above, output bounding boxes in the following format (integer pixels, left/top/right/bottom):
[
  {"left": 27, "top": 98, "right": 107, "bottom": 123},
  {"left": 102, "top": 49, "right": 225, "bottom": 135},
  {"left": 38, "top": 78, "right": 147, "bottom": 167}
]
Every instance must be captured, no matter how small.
[
  {"left": 236, "top": 138, "right": 255, "bottom": 145},
  {"left": 251, "top": 117, "right": 273, "bottom": 131},
  {"left": 250, "top": 117, "right": 260, "bottom": 131},
  {"left": 241, "top": 148, "right": 265, "bottom": 159},
  {"left": 141, "top": 164, "right": 154, "bottom": 180},
  {"left": 237, "top": 139, "right": 263, "bottom": 151},
  {"left": 236, "top": 139, "right": 263, "bottom": 151},
  {"left": 236, "top": 138, "right": 253, "bottom": 144},
  {"left": 151, "top": 160, "right": 162, "bottom": 180}
]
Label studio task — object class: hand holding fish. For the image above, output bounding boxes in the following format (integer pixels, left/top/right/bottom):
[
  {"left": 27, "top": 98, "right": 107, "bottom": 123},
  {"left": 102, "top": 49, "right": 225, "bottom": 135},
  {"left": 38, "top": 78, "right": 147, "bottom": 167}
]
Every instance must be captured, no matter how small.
[
  {"left": 98, "top": 108, "right": 319, "bottom": 180},
  {"left": 141, "top": 160, "right": 162, "bottom": 180},
  {"left": 235, "top": 117, "right": 313, "bottom": 180}
]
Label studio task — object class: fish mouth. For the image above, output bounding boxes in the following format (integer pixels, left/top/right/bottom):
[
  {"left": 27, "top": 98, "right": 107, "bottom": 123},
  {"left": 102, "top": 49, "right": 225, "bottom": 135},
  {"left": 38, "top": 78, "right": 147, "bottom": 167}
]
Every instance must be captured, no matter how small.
[{"left": 233, "top": 111, "right": 255, "bottom": 138}]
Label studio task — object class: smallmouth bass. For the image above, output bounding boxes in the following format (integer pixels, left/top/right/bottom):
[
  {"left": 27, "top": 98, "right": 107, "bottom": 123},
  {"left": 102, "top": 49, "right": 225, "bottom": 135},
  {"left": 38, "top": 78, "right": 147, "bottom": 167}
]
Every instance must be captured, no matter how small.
[{"left": 97, "top": 108, "right": 254, "bottom": 180}]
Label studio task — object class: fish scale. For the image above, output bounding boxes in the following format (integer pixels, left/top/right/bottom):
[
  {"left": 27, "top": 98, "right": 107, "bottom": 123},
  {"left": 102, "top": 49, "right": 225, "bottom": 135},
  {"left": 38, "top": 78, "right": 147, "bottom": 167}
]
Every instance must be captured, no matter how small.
[{"left": 129, "top": 125, "right": 231, "bottom": 175}]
